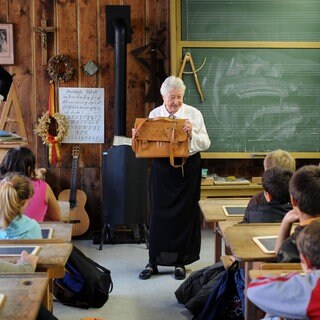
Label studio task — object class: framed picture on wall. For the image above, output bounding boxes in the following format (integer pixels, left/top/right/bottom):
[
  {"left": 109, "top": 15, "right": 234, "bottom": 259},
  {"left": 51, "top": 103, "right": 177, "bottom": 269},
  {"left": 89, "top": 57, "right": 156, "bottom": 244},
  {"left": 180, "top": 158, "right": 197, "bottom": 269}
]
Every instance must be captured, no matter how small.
[{"left": 0, "top": 24, "right": 14, "bottom": 65}]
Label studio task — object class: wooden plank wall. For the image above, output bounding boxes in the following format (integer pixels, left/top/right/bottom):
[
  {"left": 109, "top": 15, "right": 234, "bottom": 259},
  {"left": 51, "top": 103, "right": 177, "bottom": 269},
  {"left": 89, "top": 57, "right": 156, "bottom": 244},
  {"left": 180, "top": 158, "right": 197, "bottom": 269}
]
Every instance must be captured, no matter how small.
[{"left": 0, "top": 0, "right": 170, "bottom": 233}]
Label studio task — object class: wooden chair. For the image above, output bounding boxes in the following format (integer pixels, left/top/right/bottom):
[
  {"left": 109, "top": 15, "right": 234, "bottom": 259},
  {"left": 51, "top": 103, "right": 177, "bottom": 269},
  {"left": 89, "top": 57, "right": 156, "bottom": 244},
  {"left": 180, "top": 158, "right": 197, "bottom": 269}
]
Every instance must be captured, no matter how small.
[
  {"left": 220, "top": 254, "right": 235, "bottom": 269},
  {"left": 250, "top": 263, "right": 303, "bottom": 320},
  {"left": 259, "top": 262, "right": 302, "bottom": 271}
]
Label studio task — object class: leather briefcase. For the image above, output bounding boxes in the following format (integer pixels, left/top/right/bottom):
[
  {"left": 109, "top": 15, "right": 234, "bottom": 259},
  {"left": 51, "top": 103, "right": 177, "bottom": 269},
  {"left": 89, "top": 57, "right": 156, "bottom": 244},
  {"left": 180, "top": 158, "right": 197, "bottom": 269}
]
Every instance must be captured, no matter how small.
[{"left": 132, "top": 117, "right": 189, "bottom": 167}]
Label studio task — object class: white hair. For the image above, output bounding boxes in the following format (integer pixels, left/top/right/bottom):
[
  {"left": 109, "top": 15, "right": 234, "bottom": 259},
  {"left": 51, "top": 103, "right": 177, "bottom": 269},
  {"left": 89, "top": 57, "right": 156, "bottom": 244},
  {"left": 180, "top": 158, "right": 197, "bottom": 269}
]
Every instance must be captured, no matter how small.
[{"left": 160, "top": 76, "right": 186, "bottom": 96}]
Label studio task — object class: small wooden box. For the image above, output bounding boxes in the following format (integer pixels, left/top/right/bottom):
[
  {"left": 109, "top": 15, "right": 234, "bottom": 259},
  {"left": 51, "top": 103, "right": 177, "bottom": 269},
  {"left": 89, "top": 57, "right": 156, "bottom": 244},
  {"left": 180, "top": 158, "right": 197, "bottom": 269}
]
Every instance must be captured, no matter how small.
[
  {"left": 251, "top": 176, "right": 262, "bottom": 184},
  {"left": 201, "top": 177, "right": 214, "bottom": 185}
]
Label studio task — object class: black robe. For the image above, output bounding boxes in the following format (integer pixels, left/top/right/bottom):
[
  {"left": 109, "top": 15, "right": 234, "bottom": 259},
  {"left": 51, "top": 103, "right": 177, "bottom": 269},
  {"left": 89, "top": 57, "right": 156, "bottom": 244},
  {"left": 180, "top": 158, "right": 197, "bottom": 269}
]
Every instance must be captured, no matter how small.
[{"left": 148, "top": 153, "right": 202, "bottom": 266}]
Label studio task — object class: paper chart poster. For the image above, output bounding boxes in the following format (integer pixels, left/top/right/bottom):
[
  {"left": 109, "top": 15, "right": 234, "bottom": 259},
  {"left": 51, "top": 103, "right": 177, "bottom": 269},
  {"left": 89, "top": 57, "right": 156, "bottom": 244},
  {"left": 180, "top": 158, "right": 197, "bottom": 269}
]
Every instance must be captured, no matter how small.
[{"left": 59, "top": 87, "right": 105, "bottom": 143}]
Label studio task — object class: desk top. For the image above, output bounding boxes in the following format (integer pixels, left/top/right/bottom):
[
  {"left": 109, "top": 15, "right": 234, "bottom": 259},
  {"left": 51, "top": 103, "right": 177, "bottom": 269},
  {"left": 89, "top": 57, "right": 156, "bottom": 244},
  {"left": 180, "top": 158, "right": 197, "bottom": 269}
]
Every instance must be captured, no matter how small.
[
  {"left": 199, "top": 198, "right": 250, "bottom": 223},
  {"left": 219, "top": 222, "right": 281, "bottom": 262},
  {"left": 0, "top": 222, "right": 73, "bottom": 244},
  {"left": 0, "top": 243, "right": 72, "bottom": 278},
  {"left": 201, "top": 184, "right": 263, "bottom": 191},
  {"left": 0, "top": 273, "right": 48, "bottom": 320}
]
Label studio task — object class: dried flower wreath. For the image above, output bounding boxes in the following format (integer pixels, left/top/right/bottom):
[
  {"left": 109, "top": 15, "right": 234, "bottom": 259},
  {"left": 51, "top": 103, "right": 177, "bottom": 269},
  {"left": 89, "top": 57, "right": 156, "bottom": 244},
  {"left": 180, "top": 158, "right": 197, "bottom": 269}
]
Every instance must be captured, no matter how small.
[
  {"left": 47, "top": 54, "right": 75, "bottom": 82},
  {"left": 34, "top": 111, "right": 69, "bottom": 145}
]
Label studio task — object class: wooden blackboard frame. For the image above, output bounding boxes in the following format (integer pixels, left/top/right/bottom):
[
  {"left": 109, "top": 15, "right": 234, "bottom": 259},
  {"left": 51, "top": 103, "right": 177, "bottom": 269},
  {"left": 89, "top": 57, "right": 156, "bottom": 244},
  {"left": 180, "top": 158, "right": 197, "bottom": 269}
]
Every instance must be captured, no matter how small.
[{"left": 170, "top": 0, "right": 320, "bottom": 159}]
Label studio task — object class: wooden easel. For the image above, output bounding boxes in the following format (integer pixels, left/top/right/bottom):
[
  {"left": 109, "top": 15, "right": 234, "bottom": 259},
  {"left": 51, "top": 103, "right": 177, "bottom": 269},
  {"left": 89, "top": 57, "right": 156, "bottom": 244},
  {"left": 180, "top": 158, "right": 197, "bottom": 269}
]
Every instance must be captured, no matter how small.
[{"left": 0, "top": 83, "right": 28, "bottom": 141}]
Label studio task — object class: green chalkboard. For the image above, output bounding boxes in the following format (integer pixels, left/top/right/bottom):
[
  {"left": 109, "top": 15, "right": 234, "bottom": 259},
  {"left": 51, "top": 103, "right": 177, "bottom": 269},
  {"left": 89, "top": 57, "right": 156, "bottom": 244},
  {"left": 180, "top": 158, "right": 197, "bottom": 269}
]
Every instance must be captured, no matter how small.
[
  {"left": 181, "top": 0, "right": 320, "bottom": 41},
  {"left": 175, "top": 0, "right": 320, "bottom": 153},
  {"left": 181, "top": 48, "right": 320, "bottom": 152}
]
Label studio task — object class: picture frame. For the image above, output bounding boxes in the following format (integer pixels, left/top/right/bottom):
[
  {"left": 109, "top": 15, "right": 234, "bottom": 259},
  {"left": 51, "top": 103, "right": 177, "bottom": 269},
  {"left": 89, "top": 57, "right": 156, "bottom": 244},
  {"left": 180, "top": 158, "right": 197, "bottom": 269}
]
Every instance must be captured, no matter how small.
[{"left": 0, "top": 24, "right": 14, "bottom": 65}]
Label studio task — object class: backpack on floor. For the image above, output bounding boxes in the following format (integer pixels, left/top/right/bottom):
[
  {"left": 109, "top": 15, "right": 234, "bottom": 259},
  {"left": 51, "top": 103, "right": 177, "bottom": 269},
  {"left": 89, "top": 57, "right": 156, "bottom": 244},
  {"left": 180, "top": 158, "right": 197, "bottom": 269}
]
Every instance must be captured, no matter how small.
[
  {"left": 53, "top": 246, "right": 113, "bottom": 309},
  {"left": 196, "top": 260, "right": 245, "bottom": 320}
]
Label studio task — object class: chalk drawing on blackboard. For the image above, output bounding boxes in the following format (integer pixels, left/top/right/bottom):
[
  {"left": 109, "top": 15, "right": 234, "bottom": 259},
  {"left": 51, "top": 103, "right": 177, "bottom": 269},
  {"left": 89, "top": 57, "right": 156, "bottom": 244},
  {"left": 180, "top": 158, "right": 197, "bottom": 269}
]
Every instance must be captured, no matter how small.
[
  {"left": 182, "top": 48, "right": 320, "bottom": 152},
  {"left": 59, "top": 88, "right": 105, "bottom": 144}
]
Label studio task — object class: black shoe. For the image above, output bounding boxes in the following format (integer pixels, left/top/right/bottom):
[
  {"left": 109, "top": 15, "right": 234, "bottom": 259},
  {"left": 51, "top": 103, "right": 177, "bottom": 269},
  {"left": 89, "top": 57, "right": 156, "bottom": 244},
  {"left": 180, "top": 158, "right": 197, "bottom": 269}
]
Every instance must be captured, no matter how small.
[
  {"left": 174, "top": 266, "right": 186, "bottom": 280},
  {"left": 139, "top": 263, "right": 158, "bottom": 280}
]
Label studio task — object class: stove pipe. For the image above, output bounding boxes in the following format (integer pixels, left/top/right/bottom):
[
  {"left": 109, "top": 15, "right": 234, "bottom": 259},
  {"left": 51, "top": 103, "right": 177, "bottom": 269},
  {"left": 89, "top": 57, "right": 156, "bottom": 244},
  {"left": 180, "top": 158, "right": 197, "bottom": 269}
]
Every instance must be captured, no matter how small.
[
  {"left": 113, "top": 19, "right": 127, "bottom": 136},
  {"left": 106, "top": 5, "right": 131, "bottom": 137}
]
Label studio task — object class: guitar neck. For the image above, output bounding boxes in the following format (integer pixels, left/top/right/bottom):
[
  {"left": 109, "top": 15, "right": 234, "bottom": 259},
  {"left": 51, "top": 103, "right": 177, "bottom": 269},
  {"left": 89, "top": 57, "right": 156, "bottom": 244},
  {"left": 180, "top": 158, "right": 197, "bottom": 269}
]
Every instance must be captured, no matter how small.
[{"left": 69, "top": 150, "right": 79, "bottom": 209}]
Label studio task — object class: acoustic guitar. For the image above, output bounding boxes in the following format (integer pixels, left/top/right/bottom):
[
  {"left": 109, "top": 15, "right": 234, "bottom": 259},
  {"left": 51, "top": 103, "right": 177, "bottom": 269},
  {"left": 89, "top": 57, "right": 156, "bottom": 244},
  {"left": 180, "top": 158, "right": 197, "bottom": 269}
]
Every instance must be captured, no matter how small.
[{"left": 58, "top": 145, "right": 90, "bottom": 236}]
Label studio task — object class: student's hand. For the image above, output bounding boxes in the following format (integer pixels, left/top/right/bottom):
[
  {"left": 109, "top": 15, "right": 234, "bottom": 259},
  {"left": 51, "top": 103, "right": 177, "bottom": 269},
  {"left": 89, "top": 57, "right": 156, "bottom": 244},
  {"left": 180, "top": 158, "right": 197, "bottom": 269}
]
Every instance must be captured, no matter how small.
[
  {"left": 275, "top": 208, "right": 299, "bottom": 254},
  {"left": 17, "top": 251, "right": 39, "bottom": 269},
  {"left": 35, "top": 168, "right": 47, "bottom": 180}
]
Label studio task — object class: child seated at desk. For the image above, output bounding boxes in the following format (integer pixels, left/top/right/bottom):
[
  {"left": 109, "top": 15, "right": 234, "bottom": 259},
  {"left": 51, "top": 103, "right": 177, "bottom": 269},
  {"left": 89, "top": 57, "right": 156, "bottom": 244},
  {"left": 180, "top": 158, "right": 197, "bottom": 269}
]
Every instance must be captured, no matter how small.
[
  {"left": 245, "top": 149, "right": 296, "bottom": 214},
  {"left": 0, "top": 251, "right": 59, "bottom": 320},
  {"left": 0, "top": 173, "right": 42, "bottom": 239},
  {"left": 0, "top": 146, "right": 61, "bottom": 222},
  {"left": 275, "top": 165, "right": 320, "bottom": 263},
  {"left": 241, "top": 167, "right": 293, "bottom": 223},
  {"left": 247, "top": 220, "right": 320, "bottom": 320}
]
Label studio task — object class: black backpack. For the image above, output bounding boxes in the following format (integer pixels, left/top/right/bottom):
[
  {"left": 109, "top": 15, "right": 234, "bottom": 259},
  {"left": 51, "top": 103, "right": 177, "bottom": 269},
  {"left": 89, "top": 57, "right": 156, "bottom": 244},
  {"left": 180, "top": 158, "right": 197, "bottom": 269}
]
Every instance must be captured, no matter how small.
[
  {"left": 197, "top": 261, "right": 245, "bottom": 320},
  {"left": 53, "top": 246, "right": 113, "bottom": 309}
]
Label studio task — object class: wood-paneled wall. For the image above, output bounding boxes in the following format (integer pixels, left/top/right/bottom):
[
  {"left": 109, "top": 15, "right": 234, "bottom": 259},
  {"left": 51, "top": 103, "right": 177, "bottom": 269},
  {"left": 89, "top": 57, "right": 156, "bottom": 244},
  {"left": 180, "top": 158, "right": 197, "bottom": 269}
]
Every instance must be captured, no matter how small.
[{"left": 0, "top": 0, "right": 170, "bottom": 233}]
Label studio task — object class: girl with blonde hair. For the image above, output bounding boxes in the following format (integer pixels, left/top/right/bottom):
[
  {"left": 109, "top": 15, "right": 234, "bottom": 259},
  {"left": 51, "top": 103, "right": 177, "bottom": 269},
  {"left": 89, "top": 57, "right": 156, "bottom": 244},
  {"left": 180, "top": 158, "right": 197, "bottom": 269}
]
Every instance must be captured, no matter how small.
[{"left": 0, "top": 173, "right": 42, "bottom": 239}]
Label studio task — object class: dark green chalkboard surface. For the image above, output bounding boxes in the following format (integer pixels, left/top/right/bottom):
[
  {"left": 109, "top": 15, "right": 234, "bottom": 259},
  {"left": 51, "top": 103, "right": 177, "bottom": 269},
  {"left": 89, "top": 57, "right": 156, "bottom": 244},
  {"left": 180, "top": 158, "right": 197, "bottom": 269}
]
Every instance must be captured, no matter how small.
[
  {"left": 182, "top": 48, "right": 320, "bottom": 152},
  {"left": 181, "top": 0, "right": 320, "bottom": 41},
  {"left": 175, "top": 0, "right": 320, "bottom": 153}
]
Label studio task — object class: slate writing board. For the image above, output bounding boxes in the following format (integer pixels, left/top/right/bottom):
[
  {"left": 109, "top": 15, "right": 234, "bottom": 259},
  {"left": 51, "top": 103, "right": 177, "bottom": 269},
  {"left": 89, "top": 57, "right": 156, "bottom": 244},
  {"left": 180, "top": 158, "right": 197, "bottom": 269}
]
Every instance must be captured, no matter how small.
[
  {"left": 252, "top": 236, "right": 277, "bottom": 254},
  {"left": 222, "top": 206, "right": 246, "bottom": 217},
  {"left": 41, "top": 228, "right": 53, "bottom": 239},
  {"left": 0, "top": 246, "right": 40, "bottom": 256}
]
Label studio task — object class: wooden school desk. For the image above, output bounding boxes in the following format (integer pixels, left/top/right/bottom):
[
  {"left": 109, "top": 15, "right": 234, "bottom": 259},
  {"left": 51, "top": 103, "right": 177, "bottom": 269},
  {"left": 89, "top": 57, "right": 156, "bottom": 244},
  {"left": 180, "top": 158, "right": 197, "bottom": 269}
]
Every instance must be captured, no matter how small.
[
  {"left": 199, "top": 198, "right": 250, "bottom": 262},
  {"left": 0, "top": 222, "right": 73, "bottom": 245},
  {"left": 219, "top": 222, "right": 280, "bottom": 320},
  {"left": 0, "top": 273, "right": 48, "bottom": 320},
  {"left": 0, "top": 243, "right": 73, "bottom": 311},
  {"left": 200, "top": 183, "right": 262, "bottom": 199}
]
